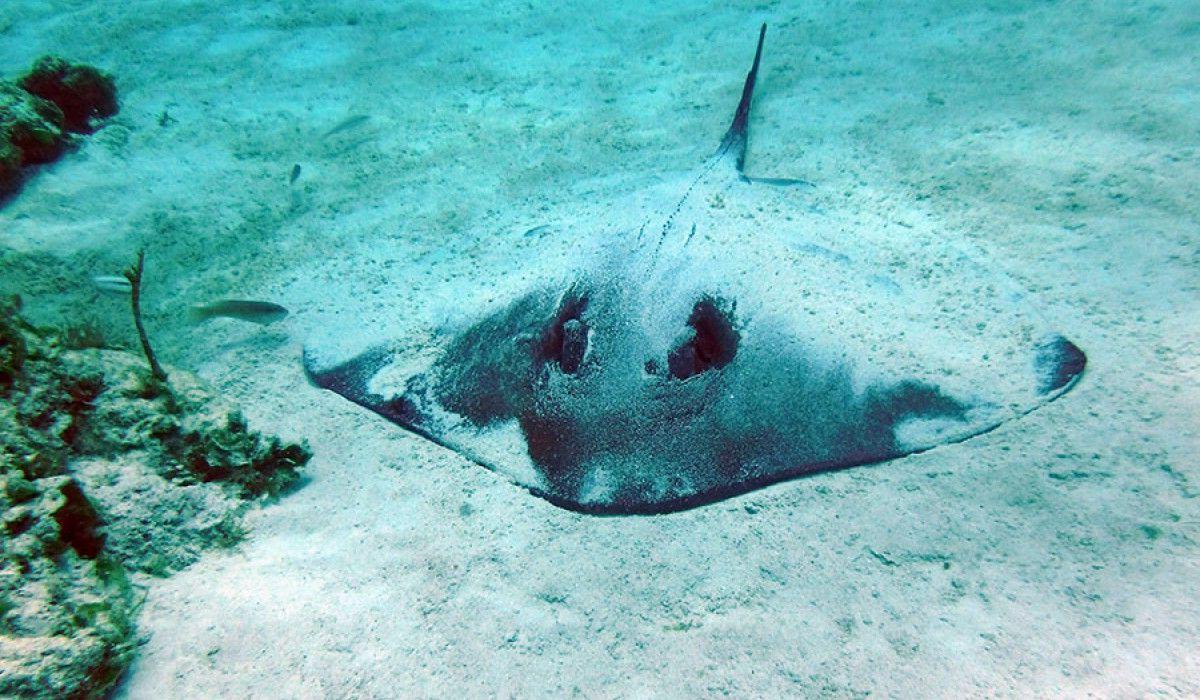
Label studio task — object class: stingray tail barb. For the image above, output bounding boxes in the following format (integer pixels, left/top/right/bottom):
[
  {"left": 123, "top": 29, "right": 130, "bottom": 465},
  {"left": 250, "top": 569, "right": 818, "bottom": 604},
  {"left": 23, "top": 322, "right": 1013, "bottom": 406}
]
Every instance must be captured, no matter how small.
[{"left": 716, "top": 23, "right": 766, "bottom": 173}]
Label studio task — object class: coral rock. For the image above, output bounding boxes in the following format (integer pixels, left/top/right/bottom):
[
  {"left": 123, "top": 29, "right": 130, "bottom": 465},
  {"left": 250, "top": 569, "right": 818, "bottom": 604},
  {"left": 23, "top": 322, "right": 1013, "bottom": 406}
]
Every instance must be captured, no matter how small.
[{"left": 18, "top": 56, "right": 117, "bottom": 134}]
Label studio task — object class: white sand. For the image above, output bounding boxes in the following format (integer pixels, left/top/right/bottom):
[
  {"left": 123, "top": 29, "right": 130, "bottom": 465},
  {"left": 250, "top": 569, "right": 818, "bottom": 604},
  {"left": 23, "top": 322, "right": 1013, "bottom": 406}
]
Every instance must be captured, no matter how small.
[{"left": 1, "top": 1, "right": 1197, "bottom": 697}]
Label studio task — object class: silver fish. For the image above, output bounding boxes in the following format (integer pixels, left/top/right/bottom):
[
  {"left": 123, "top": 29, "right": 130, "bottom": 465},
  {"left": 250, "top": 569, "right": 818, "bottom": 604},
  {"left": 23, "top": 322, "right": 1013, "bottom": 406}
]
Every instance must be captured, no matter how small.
[
  {"left": 189, "top": 300, "right": 289, "bottom": 325},
  {"left": 322, "top": 114, "right": 369, "bottom": 139},
  {"left": 92, "top": 275, "right": 132, "bottom": 296}
]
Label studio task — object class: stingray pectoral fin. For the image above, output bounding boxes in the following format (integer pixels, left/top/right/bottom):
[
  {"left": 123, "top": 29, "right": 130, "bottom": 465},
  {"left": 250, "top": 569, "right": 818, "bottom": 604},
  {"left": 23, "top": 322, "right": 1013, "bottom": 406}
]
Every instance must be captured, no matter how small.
[
  {"left": 302, "top": 344, "right": 431, "bottom": 430},
  {"left": 1034, "top": 334, "right": 1087, "bottom": 396},
  {"left": 303, "top": 337, "right": 541, "bottom": 484},
  {"left": 887, "top": 333, "right": 1086, "bottom": 455},
  {"left": 303, "top": 344, "right": 388, "bottom": 396}
]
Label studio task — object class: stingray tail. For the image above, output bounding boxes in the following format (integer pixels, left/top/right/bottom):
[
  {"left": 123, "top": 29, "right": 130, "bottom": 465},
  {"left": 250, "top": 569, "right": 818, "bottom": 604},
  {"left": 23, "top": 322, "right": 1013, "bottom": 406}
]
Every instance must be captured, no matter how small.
[{"left": 716, "top": 23, "right": 766, "bottom": 173}]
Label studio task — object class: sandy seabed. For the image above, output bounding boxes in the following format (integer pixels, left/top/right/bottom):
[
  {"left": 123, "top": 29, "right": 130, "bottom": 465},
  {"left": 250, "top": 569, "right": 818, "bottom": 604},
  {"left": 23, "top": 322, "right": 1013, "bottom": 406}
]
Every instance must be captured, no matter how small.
[{"left": 1, "top": 1, "right": 1198, "bottom": 697}]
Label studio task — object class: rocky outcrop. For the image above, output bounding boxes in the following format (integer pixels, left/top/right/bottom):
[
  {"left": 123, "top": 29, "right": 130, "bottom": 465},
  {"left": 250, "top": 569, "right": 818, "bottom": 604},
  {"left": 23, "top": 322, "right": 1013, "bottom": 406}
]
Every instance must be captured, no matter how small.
[{"left": 0, "top": 297, "right": 309, "bottom": 697}]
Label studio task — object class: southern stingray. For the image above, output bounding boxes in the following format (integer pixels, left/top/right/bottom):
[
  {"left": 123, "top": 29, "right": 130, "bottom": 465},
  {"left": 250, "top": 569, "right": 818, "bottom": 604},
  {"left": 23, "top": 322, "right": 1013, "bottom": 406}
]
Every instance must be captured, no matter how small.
[{"left": 304, "top": 25, "right": 1086, "bottom": 514}]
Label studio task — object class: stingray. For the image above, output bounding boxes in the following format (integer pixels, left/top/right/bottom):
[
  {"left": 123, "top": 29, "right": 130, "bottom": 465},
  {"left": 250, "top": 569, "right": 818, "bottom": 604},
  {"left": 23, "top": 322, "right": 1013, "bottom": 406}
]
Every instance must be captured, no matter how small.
[{"left": 303, "top": 25, "right": 1086, "bottom": 514}]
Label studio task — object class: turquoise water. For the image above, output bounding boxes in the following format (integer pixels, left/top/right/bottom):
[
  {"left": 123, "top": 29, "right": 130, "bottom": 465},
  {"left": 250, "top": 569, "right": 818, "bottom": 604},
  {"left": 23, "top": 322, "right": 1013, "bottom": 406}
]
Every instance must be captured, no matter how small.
[{"left": 1, "top": 1, "right": 1197, "bottom": 696}]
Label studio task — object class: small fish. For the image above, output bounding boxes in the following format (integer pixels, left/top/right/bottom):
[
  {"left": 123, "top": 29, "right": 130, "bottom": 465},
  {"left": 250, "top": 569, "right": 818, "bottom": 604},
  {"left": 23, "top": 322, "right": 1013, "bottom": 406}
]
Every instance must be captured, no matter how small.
[
  {"left": 522, "top": 224, "right": 551, "bottom": 238},
  {"left": 744, "top": 176, "right": 813, "bottom": 188},
  {"left": 188, "top": 300, "right": 289, "bottom": 325},
  {"left": 322, "top": 114, "right": 369, "bottom": 139},
  {"left": 92, "top": 275, "right": 132, "bottom": 296},
  {"left": 289, "top": 164, "right": 301, "bottom": 184}
]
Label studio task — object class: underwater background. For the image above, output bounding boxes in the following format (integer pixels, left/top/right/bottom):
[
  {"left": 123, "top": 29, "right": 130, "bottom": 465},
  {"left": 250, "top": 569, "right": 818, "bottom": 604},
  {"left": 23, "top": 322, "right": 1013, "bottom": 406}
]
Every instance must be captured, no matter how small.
[{"left": 1, "top": 0, "right": 1197, "bottom": 697}]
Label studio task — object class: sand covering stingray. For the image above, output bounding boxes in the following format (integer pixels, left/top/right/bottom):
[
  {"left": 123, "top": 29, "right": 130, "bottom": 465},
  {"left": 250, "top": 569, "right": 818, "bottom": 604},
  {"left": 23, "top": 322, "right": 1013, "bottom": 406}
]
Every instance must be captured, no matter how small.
[{"left": 303, "top": 25, "right": 1086, "bottom": 514}]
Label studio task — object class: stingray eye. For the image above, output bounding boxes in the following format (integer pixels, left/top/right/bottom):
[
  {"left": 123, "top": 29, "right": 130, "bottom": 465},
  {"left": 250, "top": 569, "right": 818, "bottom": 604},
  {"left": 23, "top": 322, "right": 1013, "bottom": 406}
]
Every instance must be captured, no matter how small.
[
  {"left": 541, "top": 291, "right": 589, "bottom": 374},
  {"left": 668, "top": 297, "right": 738, "bottom": 380},
  {"left": 558, "top": 319, "right": 588, "bottom": 373}
]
